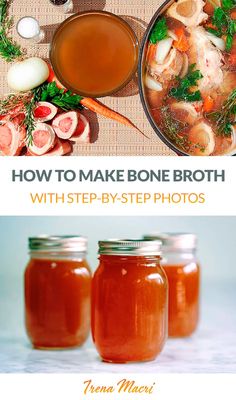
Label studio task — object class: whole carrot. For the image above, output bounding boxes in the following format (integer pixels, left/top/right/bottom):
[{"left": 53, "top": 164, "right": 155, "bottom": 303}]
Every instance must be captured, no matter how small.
[
  {"left": 46, "top": 70, "right": 147, "bottom": 137},
  {"left": 81, "top": 97, "right": 148, "bottom": 138}
]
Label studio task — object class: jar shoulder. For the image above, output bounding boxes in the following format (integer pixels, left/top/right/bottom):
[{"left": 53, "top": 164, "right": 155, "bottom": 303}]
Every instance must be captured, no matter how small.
[
  {"left": 94, "top": 258, "right": 167, "bottom": 286},
  {"left": 25, "top": 257, "right": 92, "bottom": 276}
]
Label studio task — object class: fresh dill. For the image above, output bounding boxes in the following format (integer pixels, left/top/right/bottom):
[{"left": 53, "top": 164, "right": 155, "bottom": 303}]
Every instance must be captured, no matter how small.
[
  {"left": 0, "top": 0, "right": 23, "bottom": 62},
  {"left": 0, "top": 82, "right": 84, "bottom": 146},
  {"left": 0, "top": 93, "right": 28, "bottom": 115},
  {"left": 161, "top": 106, "right": 205, "bottom": 153},
  {"left": 206, "top": 89, "right": 236, "bottom": 136}
]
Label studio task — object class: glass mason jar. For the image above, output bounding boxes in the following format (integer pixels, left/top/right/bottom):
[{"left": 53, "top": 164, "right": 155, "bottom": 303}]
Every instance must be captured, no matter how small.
[
  {"left": 92, "top": 239, "right": 168, "bottom": 363},
  {"left": 144, "top": 233, "right": 200, "bottom": 338},
  {"left": 24, "top": 235, "right": 91, "bottom": 349}
]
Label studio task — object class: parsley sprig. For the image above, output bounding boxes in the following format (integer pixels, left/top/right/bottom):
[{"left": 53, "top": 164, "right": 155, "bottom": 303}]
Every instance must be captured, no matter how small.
[
  {"left": 207, "top": 2, "right": 236, "bottom": 51},
  {"left": 149, "top": 17, "right": 168, "bottom": 44},
  {"left": 169, "top": 64, "right": 203, "bottom": 102},
  {"left": 221, "top": 0, "right": 236, "bottom": 10},
  {"left": 39, "top": 82, "right": 83, "bottom": 111}
]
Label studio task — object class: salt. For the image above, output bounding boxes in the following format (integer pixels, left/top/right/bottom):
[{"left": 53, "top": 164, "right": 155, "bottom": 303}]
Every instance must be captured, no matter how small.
[{"left": 16, "top": 17, "right": 43, "bottom": 42}]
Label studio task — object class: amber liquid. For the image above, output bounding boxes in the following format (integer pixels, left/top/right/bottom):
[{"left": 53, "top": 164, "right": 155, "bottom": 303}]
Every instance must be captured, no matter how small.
[
  {"left": 163, "top": 263, "right": 200, "bottom": 337},
  {"left": 25, "top": 258, "right": 91, "bottom": 349},
  {"left": 51, "top": 12, "right": 138, "bottom": 96},
  {"left": 92, "top": 256, "right": 168, "bottom": 363}
]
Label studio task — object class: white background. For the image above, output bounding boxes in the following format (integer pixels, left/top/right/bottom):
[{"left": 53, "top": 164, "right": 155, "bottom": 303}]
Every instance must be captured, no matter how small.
[
  {"left": 0, "top": 156, "right": 234, "bottom": 215},
  {"left": 0, "top": 374, "right": 235, "bottom": 400},
  {"left": 0, "top": 157, "right": 236, "bottom": 397}
]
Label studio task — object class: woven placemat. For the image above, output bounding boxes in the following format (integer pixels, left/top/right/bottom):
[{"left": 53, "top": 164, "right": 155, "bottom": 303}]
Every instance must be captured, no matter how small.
[{"left": 0, "top": 0, "right": 175, "bottom": 156}]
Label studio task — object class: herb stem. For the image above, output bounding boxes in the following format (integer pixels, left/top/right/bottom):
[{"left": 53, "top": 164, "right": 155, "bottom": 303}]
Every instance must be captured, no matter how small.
[
  {"left": 0, "top": 0, "right": 23, "bottom": 62},
  {"left": 207, "top": 89, "right": 236, "bottom": 136}
]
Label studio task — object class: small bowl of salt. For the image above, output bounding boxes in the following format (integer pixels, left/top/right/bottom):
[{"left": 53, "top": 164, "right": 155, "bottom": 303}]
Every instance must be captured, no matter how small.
[{"left": 16, "top": 16, "right": 45, "bottom": 43}]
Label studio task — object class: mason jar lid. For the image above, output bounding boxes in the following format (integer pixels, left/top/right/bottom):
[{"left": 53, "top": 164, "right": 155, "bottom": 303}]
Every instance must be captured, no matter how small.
[
  {"left": 29, "top": 235, "right": 87, "bottom": 253},
  {"left": 143, "top": 233, "right": 197, "bottom": 251},
  {"left": 99, "top": 239, "right": 162, "bottom": 256}
]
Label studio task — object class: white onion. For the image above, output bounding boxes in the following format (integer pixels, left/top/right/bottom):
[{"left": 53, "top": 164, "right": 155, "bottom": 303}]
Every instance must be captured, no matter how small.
[
  {"left": 180, "top": 53, "right": 189, "bottom": 78},
  {"left": 206, "top": 32, "right": 226, "bottom": 51},
  {"left": 145, "top": 75, "right": 163, "bottom": 91},
  {"left": 168, "top": 30, "right": 178, "bottom": 41},
  {"left": 7, "top": 57, "right": 49, "bottom": 92},
  {"left": 155, "top": 37, "right": 173, "bottom": 64}
]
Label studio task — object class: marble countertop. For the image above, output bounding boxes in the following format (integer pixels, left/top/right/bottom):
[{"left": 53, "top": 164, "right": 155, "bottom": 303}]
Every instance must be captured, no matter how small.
[{"left": 0, "top": 284, "right": 236, "bottom": 373}]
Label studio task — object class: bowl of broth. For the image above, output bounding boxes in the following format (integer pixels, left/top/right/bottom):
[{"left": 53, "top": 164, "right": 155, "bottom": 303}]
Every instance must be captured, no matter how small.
[
  {"left": 50, "top": 11, "right": 139, "bottom": 98},
  {"left": 138, "top": 0, "right": 236, "bottom": 156}
]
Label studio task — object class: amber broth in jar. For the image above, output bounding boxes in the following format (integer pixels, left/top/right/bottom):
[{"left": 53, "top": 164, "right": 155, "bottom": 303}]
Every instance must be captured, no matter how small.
[
  {"left": 92, "top": 240, "right": 168, "bottom": 363},
  {"left": 163, "top": 263, "right": 200, "bottom": 337},
  {"left": 24, "top": 236, "right": 91, "bottom": 349},
  {"left": 144, "top": 233, "right": 200, "bottom": 337},
  {"left": 50, "top": 11, "right": 138, "bottom": 97}
]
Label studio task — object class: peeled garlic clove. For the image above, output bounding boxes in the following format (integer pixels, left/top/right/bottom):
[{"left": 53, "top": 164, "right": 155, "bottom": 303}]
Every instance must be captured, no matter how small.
[{"left": 170, "top": 101, "right": 199, "bottom": 124}]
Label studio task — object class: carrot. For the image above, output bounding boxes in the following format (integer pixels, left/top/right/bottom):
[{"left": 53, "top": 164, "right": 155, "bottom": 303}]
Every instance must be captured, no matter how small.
[
  {"left": 173, "top": 27, "right": 190, "bottom": 52},
  {"left": 205, "top": 22, "right": 217, "bottom": 30},
  {"left": 80, "top": 98, "right": 148, "bottom": 137},
  {"left": 45, "top": 66, "right": 147, "bottom": 137},
  {"left": 147, "top": 44, "right": 156, "bottom": 64},
  {"left": 231, "top": 10, "right": 236, "bottom": 20},
  {"left": 203, "top": 96, "right": 214, "bottom": 113},
  {"left": 229, "top": 53, "right": 236, "bottom": 66}
]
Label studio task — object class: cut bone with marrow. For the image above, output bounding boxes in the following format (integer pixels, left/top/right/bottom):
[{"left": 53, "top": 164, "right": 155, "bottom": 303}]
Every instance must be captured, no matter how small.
[
  {"left": 26, "top": 139, "right": 72, "bottom": 156},
  {"left": 187, "top": 26, "right": 224, "bottom": 94},
  {"left": 0, "top": 116, "right": 26, "bottom": 156},
  {"left": 34, "top": 102, "right": 58, "bottom": 122},
  {"left": 52, "top": 111, "right": 91, "bottom": 142},
  {"left": 188, "top": 120, "right": 215, "bottom": 155},
  {"left": 28, "top": 123, "right": 56, "bottom": 155},
  {"left": 72, "top": 115, "right": 91, "bottom": 143},
  {"left": 167, "top": 0, "right": 208, "bottom": 27},
  {"left": 170, "top": 101, "right": 200, "bottom": 124},
  {"left": 42, "top": 138, "right": 72, "bottom": 156},
  {"left": 52, "top": 111, "right": 79, "bottom": 139}
]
